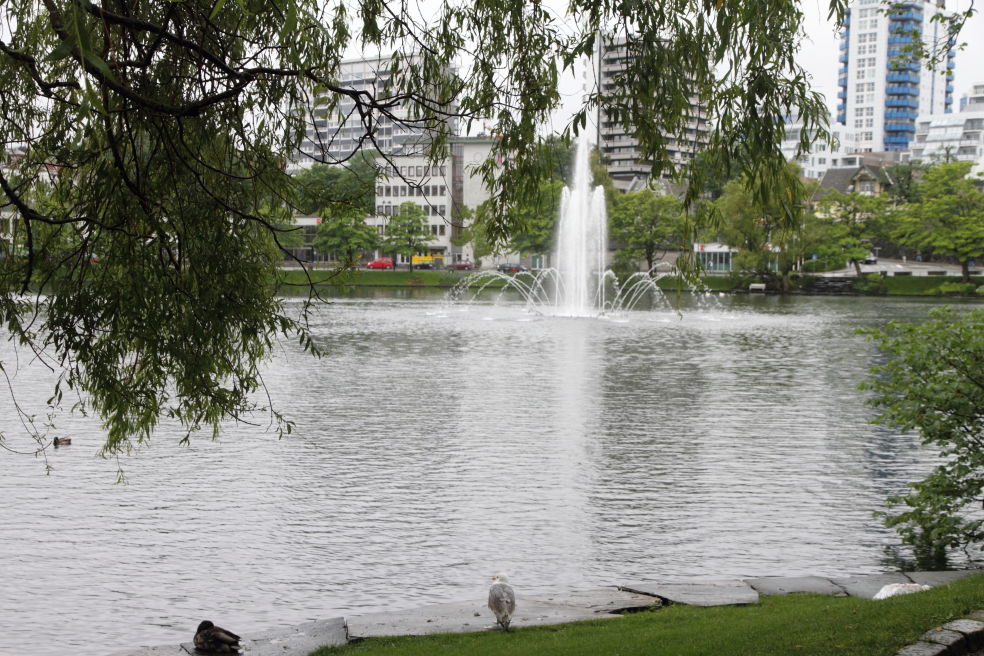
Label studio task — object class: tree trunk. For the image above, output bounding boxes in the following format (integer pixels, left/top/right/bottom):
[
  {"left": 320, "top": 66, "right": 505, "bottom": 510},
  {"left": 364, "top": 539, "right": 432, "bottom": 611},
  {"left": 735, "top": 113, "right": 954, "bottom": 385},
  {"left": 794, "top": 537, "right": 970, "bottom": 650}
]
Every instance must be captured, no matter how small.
[
  {"left": 852, "top": 259, "right": 862, "bottom": 277},
  {"left": 961, "top": 260, "right": 970, "bottom": 283}
]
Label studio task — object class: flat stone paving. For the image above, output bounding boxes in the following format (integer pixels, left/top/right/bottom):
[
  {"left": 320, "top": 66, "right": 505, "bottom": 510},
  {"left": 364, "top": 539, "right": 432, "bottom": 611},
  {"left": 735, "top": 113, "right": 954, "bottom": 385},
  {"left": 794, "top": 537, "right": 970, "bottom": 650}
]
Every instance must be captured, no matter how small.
[
  {"left": 346, "top": 592, "right": 639, "bottom": 639},
  {"left": 619, "top": 579, "right": 759, "bottom": 607},
  {"left": 832, "top": 572, "right": 916, "bottom": 599},
  {"left": 744, "top": 575, "right": 847, "bottom": 597}
]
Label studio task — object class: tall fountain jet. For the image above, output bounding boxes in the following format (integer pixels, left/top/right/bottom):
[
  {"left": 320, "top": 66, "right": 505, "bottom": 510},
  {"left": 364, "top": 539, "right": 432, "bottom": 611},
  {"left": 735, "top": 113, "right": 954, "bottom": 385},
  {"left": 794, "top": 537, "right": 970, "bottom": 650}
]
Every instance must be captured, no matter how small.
[{"left": 554, "top": 130, "right": 608, "bottom": 316}]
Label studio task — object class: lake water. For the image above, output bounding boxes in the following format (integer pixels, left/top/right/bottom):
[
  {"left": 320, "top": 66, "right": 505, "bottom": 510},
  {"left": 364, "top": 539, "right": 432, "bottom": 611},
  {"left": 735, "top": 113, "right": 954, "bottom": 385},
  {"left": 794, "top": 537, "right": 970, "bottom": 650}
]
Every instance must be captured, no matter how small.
[{"left": 0, "top": 292, "right": 972, "bottom": 656}]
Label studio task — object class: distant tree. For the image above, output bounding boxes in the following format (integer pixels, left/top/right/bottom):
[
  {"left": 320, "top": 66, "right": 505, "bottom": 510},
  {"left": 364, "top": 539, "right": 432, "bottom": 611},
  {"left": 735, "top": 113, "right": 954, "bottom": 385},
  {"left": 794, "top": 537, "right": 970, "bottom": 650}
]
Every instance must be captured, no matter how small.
[
  {"left": 383, "top": 203, "right": 434, "bottom": 270},
  {"left": 313, "top": 206, "right": 377, "bottom": 267},
  {"left": 506, "top": 179, "right": 566, "bottom": 256},
  {"left": 692, "top": 149, "right": 743, "bottom": 199},
  {"left": 609, "top": 190, "right": 686, "bottom": 274},
  {"left": 293, "top": 154, "right": 377, "bottom": 216},
  {"left": 892, "top": 162, "right": 984, "bottom": 282},
  {"left": 885, "top": 161, "right": 926, "bottom": 204},
  {"left": 814, "top": 190, "right": 887, "bottom": 276},
  {"left": 451, "top": 206, "right": 494, "bottom": 262},
  {"left": 862, "top": 307, "right": 984, "bottom": 567},
  {"left": 707, "top": 163, "right": 818, "bottom": 290}
]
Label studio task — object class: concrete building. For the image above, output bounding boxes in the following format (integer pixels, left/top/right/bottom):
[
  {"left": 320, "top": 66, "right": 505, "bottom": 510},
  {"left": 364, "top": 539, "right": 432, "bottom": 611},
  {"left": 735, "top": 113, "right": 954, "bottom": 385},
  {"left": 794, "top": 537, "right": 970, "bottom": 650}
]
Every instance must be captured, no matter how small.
[
  {"left": 836, "top": 0, "right": 955, "bottom": 153},
  {"left": 292, "top": 55, "right": 454, "bottom": 172},
  {"left": 367, "top": 137, "right": 497, "bottom": 266},
  {"left": 780, "top": 114, "right": 856, "bottom": 180},
  {"left": 905, "top": 82, "right": 984, "bottom": 174},
  {"left": 595, "top": 35, "right": 710, "bottom": 191}
]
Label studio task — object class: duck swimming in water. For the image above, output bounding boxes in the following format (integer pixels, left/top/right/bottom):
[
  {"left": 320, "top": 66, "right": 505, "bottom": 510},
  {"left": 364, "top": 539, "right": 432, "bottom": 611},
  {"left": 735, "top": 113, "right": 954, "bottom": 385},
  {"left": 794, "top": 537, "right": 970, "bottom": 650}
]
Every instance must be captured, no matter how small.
[
  {"left": 52, "top": 437, "right": 71, "bottom": 447},
  {"left": 193, "top": 620, "right": 241, "bottom": 654}
]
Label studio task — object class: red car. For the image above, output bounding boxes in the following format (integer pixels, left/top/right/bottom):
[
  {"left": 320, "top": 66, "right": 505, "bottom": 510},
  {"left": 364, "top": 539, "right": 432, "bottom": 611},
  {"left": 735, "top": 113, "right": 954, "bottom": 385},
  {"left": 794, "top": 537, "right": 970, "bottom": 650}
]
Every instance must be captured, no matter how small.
[
  {"left": 366, "top": 257, "right": 394, "bottom": 270},
  {"left": 446, "top": 261, "right": 474, "bottom": 270}
]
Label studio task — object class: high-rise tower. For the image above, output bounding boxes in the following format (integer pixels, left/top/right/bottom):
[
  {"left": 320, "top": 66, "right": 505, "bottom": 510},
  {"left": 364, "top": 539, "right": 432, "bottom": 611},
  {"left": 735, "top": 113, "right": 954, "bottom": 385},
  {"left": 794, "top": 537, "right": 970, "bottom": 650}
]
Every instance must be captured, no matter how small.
[
  {"left": 836, "top": 0, "right": 955, "bottom": 152},
  {"left": 595, "top": 35, "right": 709, "bottom": 191}
]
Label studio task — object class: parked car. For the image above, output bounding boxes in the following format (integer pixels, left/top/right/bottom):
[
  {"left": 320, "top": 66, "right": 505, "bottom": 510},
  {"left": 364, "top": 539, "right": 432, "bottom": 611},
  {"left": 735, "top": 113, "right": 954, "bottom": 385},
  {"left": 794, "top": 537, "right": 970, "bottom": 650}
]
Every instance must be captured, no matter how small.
[
  {"left": 863, "top": 253, "right": 878, "bottom": 264},
  {"left": 414, "top": 261, "right": 437, "bottom": 269},
  {"left": 446, "top": 261, "right": 474, "bottom": 270},
  {"left": 366, "top": 257, "right": 394, "bottom": 270},
  {"left": 496, "top": 263, "right": 528, "bottom": 273}
]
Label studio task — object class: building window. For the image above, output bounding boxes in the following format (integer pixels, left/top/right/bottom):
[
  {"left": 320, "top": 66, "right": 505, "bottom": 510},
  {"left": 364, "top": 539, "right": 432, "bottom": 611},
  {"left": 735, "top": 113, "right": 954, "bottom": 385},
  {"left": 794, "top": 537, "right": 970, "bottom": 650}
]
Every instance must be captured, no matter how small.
[{"left": 439, "top": 224, "right": 446, "bottom": 236}]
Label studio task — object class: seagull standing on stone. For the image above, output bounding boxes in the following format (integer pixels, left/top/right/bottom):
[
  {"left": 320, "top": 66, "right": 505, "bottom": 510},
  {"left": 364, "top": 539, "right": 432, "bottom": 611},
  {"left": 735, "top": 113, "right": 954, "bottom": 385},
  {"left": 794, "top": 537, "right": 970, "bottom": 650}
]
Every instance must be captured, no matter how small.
[
  {"left": 488, "top": 574, "right": 516, "bottom": 631},
  {"left": 193, "top": 620, "right": 241, "bottom": 654}
]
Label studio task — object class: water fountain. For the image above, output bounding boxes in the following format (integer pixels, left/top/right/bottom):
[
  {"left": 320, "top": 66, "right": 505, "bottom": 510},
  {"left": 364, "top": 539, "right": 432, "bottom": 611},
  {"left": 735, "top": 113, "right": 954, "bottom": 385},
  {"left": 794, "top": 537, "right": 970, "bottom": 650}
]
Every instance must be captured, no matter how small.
[
  {"left": 451, "top": 130, "right": 676, "bottom": 317},
  {"left": 554, "top": 132, "right": 609, "bottom": 316}
]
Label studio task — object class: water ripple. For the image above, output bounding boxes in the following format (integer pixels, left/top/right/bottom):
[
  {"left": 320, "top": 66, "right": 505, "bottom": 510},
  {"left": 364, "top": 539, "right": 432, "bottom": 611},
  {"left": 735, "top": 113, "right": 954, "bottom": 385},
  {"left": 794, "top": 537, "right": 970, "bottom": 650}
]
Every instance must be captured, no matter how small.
[{"left": 0, "top": 294, "right": 962, "bottom": 656}]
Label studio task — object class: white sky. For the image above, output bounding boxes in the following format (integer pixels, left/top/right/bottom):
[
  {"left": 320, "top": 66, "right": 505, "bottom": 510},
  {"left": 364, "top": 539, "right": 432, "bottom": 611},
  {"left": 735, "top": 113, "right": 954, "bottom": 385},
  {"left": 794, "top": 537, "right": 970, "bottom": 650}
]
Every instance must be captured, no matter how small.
[{"left": 543, "top": 0, "right": 984, "bottom": 136}]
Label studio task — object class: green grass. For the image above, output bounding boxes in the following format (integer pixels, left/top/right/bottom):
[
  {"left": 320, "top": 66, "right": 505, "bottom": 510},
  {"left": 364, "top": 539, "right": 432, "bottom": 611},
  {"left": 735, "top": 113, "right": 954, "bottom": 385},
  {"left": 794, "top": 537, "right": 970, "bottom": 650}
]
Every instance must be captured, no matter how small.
[
  {"left": 276, "top": 268, "right": 984, "bottom": 298},
  {"left": 878, "top": 275, "right": 984, "bottom": 296},
  {"left": 310, "top": 574, "right": 984, "bottom": 656},
  {"left": 277, "top": 268, "right": 510, "bottom": 289}
]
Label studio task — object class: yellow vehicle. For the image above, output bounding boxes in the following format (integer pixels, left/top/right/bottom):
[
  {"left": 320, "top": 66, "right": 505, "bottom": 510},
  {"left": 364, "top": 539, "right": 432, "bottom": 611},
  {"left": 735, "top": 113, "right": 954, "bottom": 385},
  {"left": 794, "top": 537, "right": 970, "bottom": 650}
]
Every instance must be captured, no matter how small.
[{"left": 411, "top": 255, "right": 444, "bottom": 269}]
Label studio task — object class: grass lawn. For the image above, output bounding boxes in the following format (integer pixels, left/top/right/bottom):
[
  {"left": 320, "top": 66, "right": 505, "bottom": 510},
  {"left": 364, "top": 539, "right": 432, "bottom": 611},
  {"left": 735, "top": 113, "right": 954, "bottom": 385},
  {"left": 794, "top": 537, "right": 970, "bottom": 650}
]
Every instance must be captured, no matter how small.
[
  {"left": 277, "top": 268, "right": 506, "bottom": 289},
  {"left": 877, "top": 275, "right": 984, "bottom": 296},
  {"left": 276, "top": 268, "right": 984, "bottom": 299},
  {"left": 310, "top": 574, "right": 984, "bottom": 656}
]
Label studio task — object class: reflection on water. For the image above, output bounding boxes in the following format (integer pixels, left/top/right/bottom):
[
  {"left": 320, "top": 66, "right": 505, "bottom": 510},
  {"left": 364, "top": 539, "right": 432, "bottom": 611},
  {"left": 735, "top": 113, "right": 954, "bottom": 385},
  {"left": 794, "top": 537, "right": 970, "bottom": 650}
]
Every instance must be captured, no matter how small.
[{"left": 0, "top": 293, "right": 967, "bottom": 656}]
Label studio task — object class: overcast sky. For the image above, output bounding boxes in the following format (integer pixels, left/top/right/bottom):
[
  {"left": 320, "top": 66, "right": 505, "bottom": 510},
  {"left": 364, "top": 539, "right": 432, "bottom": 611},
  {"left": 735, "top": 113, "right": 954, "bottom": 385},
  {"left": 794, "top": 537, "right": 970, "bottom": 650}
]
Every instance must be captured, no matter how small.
[{"left": 545, "top": 0, "right": 984, "bottom": 136}]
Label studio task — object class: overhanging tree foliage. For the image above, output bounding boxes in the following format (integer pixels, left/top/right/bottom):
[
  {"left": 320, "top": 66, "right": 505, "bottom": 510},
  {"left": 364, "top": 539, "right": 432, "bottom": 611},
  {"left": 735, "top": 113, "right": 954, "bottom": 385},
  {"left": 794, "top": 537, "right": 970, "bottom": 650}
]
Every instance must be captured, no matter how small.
[{"left": 0, "top": 0, "right": 853, "bottom": 453}]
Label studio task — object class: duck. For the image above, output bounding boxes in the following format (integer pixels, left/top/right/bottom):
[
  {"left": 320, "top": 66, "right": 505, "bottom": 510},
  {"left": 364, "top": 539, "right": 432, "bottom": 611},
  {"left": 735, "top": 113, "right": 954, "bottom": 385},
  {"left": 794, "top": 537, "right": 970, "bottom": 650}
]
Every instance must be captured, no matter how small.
[
  {"left": 193, "top": 620, "right": 241, "bottom": 654},
  {"left": 52, "top": 437, "right": 71, "bottom": 447}
]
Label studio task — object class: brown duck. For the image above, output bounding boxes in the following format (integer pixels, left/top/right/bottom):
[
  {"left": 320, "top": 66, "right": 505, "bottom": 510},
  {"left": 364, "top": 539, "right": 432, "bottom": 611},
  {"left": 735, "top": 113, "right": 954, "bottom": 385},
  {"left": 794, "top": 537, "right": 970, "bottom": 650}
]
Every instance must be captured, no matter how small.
[{"left": 193, "top": 620, "right": 241, "bottom": 654}]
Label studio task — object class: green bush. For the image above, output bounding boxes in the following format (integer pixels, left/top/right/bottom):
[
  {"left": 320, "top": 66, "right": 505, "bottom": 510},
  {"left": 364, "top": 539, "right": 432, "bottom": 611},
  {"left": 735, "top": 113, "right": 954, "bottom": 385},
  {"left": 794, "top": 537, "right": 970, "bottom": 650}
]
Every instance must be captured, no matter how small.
[
  {"left": 861, "top": 308, "right": 984, "bottom": 567},
  {"left": 800, "top": 258, "right": 844, "bottom": 273},
  {"left": 936, "top": 281, "right": 979, "bottom": 296},
  {"left": 977, "top": 285, "right": 984, "bottom": 296},
  {"left": 852, "top": 273, "right": 886, "bottom": 295}
]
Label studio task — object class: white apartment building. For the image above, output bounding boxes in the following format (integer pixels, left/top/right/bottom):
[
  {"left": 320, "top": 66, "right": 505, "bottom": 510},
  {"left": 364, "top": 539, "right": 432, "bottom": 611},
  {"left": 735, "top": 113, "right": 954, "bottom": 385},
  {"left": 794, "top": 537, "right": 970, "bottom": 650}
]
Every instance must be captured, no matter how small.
[
  {"left": 781, "top": 114, "right": 856, "bottom": 180},
  {"left": 292, "top": 55, "right": 454, "bottom": 172},
  {"left": 836, "top": 0, "right": 955, "bottom": 153},
  {"left": 905, "top": 83, "right": 984, "bottom": 175},
  {"left": 595, "top": 35, "right": 710, "bottom": 191}
]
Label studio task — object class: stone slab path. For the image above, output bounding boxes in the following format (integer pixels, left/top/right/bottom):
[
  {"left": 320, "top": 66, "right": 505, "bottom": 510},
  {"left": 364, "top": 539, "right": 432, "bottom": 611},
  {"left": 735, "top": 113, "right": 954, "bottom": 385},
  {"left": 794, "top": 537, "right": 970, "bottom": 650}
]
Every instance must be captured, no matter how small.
[
  {"left": 111, "top": 570, "right": 981, "bottom": 656},
  {"left": 620, "top": 579, "right": 759, "bottom": 606}
]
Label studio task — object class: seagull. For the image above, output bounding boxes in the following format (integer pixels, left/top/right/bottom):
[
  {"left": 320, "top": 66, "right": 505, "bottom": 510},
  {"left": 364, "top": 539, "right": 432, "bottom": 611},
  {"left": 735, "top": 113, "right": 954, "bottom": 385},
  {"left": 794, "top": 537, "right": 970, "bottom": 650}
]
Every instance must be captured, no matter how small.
[
  {"left": 872, "top": 583, "right": 931, "bottom": 600},
  {"left": 488, "top": 574, "right": 516, "bottom": 631},
  {"left": 193, "top": 620, "right": 241, "bottom": 654}
]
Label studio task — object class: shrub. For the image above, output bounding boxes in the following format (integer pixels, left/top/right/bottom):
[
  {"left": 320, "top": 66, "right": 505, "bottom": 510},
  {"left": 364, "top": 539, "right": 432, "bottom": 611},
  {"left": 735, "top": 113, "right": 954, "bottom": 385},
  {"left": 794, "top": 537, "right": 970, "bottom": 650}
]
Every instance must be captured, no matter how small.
[
  {"left": 861, "top": 308, "right": 984, "bottom": 567},
  {"left": 936, "top": 282, "right": 979, "bottom": 296},
  {"left": 852, "top": 273, "right": 887, "bottom": 295}
]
